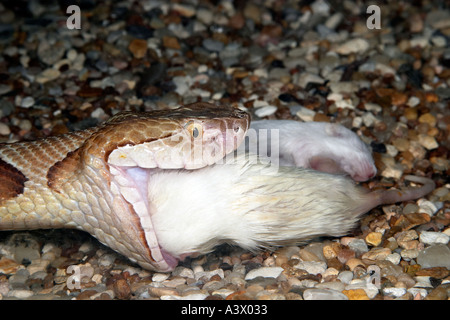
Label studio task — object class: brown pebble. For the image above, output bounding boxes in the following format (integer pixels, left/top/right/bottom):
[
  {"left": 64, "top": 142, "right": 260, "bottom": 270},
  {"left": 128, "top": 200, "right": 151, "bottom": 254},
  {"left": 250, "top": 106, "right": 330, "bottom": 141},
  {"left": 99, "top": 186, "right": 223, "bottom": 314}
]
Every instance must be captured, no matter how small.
[
  {"left": 148, "top": 286, "right": 179, "bottom": 297},
  {"left": 425, "top": 286, "right": 448, "bottom": 300},
  {"left": 113, "top": 279, "right": 131, "bottom": 299},
  {"left": 76, "top": 289, "right": 98, "bottom": 300},
  {"left": 76, "top": 86, "right": 103, "bottom": 98},
  {"left": 345, "top": 258, "right": 365, "bottom": 271},
  {"left": 362, "top": 247, "right": 391, "bottom": 261},
  {"left": 404, "top": 108, "right": 418, "bottom": 120},
  {"left": 403, "top": 264, "right": 421, "bottom": 276},
  {"left": 128, "top": 39, "right": 147, "bottom": 59},
  {"left": 229, "top": 13, "right": 245, "bottom": 29},
  {"left": 415, "top": 267, "right": 450, "bottom": 279},
  {"left": 313, "top": 113, "right": 330, "bottom": 122},
  {"left": 0, "top": 257, "right": 20, "bottom": 274},
  {"left": 337, "top": 248, "right": 355, "bottom": 264},
  {"left": 163, "top": 36, "right": 181, "bottom": 50},
  {"left": 342, "top": 289, "right": 370, "bottom": 300}
]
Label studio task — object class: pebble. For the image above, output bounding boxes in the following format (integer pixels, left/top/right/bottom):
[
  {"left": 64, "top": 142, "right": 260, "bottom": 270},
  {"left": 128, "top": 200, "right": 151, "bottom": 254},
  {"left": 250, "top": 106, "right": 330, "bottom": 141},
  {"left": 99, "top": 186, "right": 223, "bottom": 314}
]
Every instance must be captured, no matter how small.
[
  {"left": 8, "top": 289, "right": 35, "bottom": 299},
  {"left": 342, "top": 289, "right": 370, "bottom": 300},
  {"left": 382, "top": 287, "right": 407, "bottom": 298},
  {"left": 20, "top": 96, "right": 35, "bottom": 108},
  {"left": 254, "top": 105, "right": 277, "bottom": 118},
  {"left": 36, "top": 68, "right": 61, "bottom": 84},
  {"left": 294, "top": 261, "right": 327, "bottom": 275},
  {"left": 128, "top": 39, "right": 147, "bottom": 59},
  {"left": 362, "top": 248, "right": 391, "bottom": 261},
  {"left": 303, "top": 289, "right": 348, "bottom": 300},
  {"left": 0, "top": 123, "right": 11, "bottom": 135},
  {"left": 348, "top": 239, "right": 369, "bottom": 254},
  {"left": 417, "top": 244, "right": 450, "bottom": 269},
  {"left": 335, "top": 38, "right": 369, "bottom": 55},
  {"left": 419, "top": 231, "right": 449, "bottom": 245},
  {"left": 244, "top": 267, "right": 283, "bottom": 280},
  {"left": 365, "top": 232, "right": 383, "bottom": 246},
  {"left": 337, "top": 271, "right": 354, "bottom": 284}
]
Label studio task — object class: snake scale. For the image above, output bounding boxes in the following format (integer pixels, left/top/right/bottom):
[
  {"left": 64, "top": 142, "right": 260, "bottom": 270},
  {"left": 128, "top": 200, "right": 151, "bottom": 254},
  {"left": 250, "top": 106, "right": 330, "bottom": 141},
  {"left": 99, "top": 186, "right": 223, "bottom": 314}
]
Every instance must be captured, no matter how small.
[{"left": 0, "top": 102, "right": 250, "bottom": 272}]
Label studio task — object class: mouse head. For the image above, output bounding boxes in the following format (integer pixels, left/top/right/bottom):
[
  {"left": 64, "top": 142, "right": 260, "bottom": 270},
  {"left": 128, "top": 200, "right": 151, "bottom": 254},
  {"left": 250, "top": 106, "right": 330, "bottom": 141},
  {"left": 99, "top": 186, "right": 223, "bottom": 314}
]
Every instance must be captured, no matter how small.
[{"left": 321, "top": 123, "right": 377, "bottom": 182}]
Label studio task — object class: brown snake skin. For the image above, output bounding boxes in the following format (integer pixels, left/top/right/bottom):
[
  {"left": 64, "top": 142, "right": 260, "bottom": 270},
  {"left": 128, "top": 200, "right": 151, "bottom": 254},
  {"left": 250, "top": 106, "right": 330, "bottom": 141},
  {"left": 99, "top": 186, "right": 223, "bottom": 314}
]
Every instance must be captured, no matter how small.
[{"left": 0, "top": 102, "right": 250, "bottom": 272}]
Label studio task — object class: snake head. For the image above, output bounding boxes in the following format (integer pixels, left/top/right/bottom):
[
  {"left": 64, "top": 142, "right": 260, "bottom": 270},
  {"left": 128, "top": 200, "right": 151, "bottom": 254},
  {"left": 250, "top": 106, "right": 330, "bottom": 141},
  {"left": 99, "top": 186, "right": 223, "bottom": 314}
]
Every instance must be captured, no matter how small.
[{"left": 105, "top": 103, "right": 250, "bottom": 170}]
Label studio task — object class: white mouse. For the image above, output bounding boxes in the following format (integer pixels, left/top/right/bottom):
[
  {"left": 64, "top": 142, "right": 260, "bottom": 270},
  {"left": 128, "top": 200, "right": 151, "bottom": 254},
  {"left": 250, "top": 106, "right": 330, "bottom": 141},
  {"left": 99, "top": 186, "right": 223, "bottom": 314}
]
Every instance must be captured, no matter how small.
[{"left": 240, "top": 120, "right": 377, "bottom": 181}]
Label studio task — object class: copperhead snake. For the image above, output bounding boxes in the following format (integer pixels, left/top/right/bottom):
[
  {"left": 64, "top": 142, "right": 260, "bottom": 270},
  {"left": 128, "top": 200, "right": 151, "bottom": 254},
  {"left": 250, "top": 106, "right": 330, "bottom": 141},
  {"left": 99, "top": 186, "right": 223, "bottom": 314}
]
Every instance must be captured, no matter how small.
[
  {"left": 0, "top": 102, "right": 436, "bottom": 272},
  {"left": 0, "top": 102, "right": 250, "bottom": 272}
]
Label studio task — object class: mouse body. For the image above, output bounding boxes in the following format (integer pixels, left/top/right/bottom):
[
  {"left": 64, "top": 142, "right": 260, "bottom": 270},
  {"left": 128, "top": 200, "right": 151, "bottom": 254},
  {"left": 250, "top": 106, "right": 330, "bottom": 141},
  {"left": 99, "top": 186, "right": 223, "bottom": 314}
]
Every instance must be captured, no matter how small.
[{"left": 241, "top": 120, "right": 377, "bottom": 181}]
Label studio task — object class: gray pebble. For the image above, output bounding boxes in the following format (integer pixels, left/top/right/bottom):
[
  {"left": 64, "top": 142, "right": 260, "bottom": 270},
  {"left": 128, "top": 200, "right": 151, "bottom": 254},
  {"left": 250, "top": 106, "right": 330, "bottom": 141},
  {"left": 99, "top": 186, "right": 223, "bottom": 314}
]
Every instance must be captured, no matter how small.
[
  {"left": 294, "top": 261, "right": 327, "bottom": 275},
  {"left": 303, "top": 288, "right": 348, "bottom": 300},
  {"left": 337, "top": 271, "right": 354, "bottom": 284},
  {"left": 244, "top": 267, "right": 283, "bottom": 280},
  {"left": 202, "top": 39, "right": 224, "bottom": 52},
  {"left": 8, "top": 289, "right": 34, "bottom": 299},
  {"left": 416, "top": 244, "right": 450, "bottom": 269},
  {"left": 348, "top": 239, "right": 369, "bottom": 254}
]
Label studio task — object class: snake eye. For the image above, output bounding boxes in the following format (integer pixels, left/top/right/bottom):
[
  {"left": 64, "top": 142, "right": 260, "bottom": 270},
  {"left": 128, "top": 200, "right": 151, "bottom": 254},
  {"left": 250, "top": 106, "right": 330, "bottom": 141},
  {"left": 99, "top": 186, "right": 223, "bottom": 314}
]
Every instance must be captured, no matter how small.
[{"left": 185, "top": 121, "right": 202, "bottom": 139}]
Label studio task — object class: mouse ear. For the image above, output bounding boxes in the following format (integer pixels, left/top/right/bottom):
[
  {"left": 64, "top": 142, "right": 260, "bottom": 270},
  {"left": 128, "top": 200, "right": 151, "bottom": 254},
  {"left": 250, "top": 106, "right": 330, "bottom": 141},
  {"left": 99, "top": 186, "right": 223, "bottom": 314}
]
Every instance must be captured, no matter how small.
[
  {"left": 309, "top": 156, "right": 342, "bottom": 174},
  {"left": 324, "top": 123, "right": 344, "bottom": 138}
]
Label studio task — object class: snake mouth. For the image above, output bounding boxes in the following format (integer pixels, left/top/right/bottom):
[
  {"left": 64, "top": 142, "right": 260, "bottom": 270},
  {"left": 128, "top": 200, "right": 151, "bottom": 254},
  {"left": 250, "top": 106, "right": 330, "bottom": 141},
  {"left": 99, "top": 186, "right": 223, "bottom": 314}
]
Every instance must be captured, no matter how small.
[{"left": 108, "top": 165, "right": 180, "bottom": 271}]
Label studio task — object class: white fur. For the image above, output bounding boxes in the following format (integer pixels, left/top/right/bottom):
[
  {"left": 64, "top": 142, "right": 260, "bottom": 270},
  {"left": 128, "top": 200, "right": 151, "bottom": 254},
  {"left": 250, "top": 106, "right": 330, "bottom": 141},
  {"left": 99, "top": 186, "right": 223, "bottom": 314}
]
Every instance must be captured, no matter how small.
[
  {"left": 148, "top": 155, "right": 368, "bottom": 259},
  {"left": 241, "top": 120, "right": 377, "bottom": 181}
]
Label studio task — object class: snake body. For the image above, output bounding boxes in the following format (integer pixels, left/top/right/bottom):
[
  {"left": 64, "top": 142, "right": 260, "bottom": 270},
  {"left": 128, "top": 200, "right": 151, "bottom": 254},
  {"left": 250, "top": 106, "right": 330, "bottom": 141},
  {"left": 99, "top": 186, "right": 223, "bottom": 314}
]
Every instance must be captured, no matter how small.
[{"left": 0, "top": 103, "right": 250, "bottom": 272}]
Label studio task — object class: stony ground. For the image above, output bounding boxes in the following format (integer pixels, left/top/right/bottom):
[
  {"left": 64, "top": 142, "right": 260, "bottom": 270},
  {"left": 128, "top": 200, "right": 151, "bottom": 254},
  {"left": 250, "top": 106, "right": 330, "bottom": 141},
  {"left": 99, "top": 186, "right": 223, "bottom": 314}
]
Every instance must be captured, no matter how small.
[{"left": 0, "top": 0, "right": 448, "bottom": 300}]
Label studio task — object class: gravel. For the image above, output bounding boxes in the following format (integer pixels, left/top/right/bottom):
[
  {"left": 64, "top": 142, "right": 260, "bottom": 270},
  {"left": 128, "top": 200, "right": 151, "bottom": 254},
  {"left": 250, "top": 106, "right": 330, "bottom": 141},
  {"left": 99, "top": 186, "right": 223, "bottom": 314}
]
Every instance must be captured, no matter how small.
[{"left": 0, "top": 0, "right": 449, "bottom": 300}]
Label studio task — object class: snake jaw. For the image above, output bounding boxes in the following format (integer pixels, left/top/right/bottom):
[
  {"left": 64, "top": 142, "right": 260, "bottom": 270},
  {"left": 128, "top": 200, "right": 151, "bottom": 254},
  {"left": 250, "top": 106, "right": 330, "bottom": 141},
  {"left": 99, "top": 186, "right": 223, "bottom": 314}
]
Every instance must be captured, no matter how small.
[{"left": 108, "top": 165, "right": 179, "bottom": 271}]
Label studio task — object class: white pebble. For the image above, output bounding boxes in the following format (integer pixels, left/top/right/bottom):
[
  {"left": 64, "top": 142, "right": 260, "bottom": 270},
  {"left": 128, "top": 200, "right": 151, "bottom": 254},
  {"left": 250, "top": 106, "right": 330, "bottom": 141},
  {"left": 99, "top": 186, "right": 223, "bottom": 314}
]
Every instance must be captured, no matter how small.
[
  {"left": 382, "top": 287, "right": 406, "bottom": 298},
  {"left": 152, "top": 273, "right": 170, "bottom": 282},
  {"left": 414, "top": 276, "right": 433, "bottom": 288},
  {"left": 407, "top": 287, "right": 428, "bottom": 299},
  {"left": 337, "top": 270, "right": 353, "bottom": 284},
  {"left": 161, "top": 293, "right": 209, "bottom": 300},
  {"left": 419, "top": 231, "right": 449, "bottom": 245},
  {"left": 335, "top": 38, "right": 369, "bottom": 55},
  {"left": 303, "top": 288, "right": 348, "bottom": 300},
  {"left": 328, "top": 81, "right": 358, "bottom": 94},
  {"left": 254, "top": 105, "right": 277, "bottom": 118},
  {"left": 296, "top": 107, "right": 316, "bottom": 122},
  {"left": 20, "top": 96, "right": 35, "bottom": 108},
  {"left": 407, "top": 96, "right": 420, "bottom": 107},
  {"left": 417, "top": 199, "right": 439, "bottom": 216},
  {"left": 385, "top": 253, "right": 401, "bottom": 265},
  {"left": 0, "top": 123, "right": 11, "bottom": 135},
  {"left": 244, "top": 267, "right": 283, "bottom": 280},
  {"left": 8, "top": 289, "right": 34, "bottom": 299},
  {"left": 334, "top": 98, "right": 355, "bottom": 110},
  {"left": 294, "top": 261, "right": 327, "bottom": 275},
  {"left": 362, "top": 112, "right": 379, "bottom": 127},
  {"left": 195, "top": 269, "right": 223, "bottom": 281}
]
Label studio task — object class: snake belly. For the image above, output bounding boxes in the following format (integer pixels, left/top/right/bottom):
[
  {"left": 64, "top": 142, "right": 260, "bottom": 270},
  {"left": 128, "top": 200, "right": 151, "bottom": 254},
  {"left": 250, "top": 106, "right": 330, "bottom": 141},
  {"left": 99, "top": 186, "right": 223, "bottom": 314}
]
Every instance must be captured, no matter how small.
[{"left": 0, "top": 103, "right": 250, "bottom": 272}]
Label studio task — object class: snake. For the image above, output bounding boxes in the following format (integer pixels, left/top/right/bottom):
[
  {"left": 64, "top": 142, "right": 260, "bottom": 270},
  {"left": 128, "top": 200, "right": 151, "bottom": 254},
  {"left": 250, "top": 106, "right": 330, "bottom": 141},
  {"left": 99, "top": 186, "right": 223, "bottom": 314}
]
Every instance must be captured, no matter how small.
[{"left": 0, "top": 102, "right": 250, "bottom": 272}]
